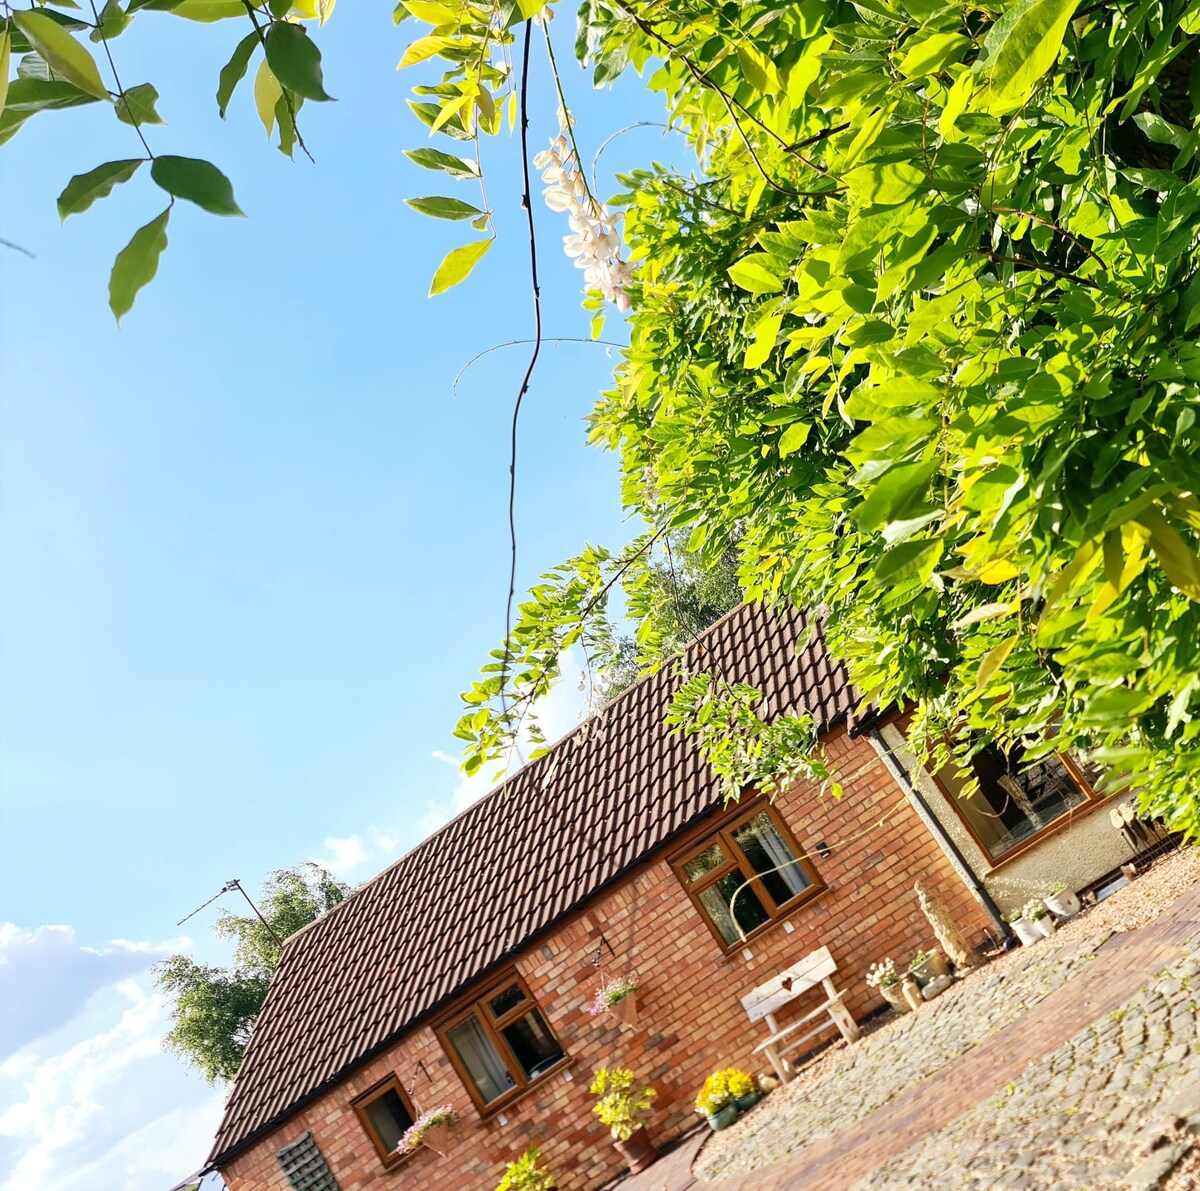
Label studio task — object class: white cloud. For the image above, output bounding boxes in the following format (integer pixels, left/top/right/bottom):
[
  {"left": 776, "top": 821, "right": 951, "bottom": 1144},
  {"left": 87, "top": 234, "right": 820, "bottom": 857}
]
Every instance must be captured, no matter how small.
[
  {"left": 0, "top": 976, "right": 221, "bottom": 1191},
  {"left": 0, "top": 924, "right": 175, "bottom": 1061},
  {"left": 309, "top": 825, "right": 405, "bottom": 880}
]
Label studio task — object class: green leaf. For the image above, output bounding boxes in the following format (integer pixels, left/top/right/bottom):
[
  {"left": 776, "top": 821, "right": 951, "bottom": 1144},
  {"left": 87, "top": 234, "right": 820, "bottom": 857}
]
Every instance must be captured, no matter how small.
[
  {"left": 129, "top": 0, "right": 244, "bottom": 20},
  {"left": 401, "top": 0, "right": 459, "bottom": 21},
  {"left": 404, "top": 147, "right": 478, "bottom": 179},
  {"left": 57, "top": 157, "right": 142, "bottom": 220},
  {"left": 398, "top": 32, "right": 450, "bottom": 68},
  {"left": 13, "top": 10, "right": 109, "bottom": 99},
  {"left": 114, "top": 82, "right": 162, "bottom": 125},
  {"left": 253, "top": 58, "right": 281, "bottom": 137},
  {"left": 3, "top": 77, "right": 100, "bottom": 112},
  {"left": 429, "top": 237, "right": 491, "bottom": 296},
  {"left": 109, "top": 207, "right": 169, "bottom": 322},
  {"left": 744, "top": 311, "right": 782, "bottom": 369},
  {"left": 216, "top": 31, "right": 258, "bottom": 118},
  {"left": 89, "top": 0, "right": 130, "bottom": 42},
  {"left": 1141, "top": 509, "right": 1200, "bottom": 601},
  {"left": 264, "top": 21, "right": 333, "bottom": 102},
  {"left": 0, "top": 32, "right": 10, "bottom": 120},
  {"left": 855, "top": 458, "right": 939, "bottom": 532},
  {"left": 778, "top": 420, "right": 811, "bottom": 456},
  {"left": 842, "top": 318, "right": 895, "bottom": 347},
  {"left": 150, "top": 155, "right": 243, "bottom": 216},
  {"left": 17, "top": 51, "right": 51, "bottom": 81},
  {"left": 737, "top": 45, "right": 769, "bottom": 93},
  {"left": 897, "top": 31, "right": 968, "bottom": 78},
  {"left": 845, "top": 162, "right": 926, "bottom": 206},
  {"left": 274, "top": 90, "right": 297, "bottom": 157},
  {"left": 975, "top": 637, "right": 1017, "bottom": 690},
  {"left": 405, "top": 195, "right": 483, "bottom": 220},
  {"left": 973, "top": 0, "right": 1081, "bottom": 115},
  {"left": 875, "top": 538, "right": 941, "bottom": 584},
  {"left": 727, "top": 253, "right": 783, "bottom": 294}
]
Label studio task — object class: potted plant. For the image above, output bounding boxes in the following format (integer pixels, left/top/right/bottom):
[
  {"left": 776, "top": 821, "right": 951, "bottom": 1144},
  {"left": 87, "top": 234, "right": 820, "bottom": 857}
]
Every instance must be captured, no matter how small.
[
  {"left": 866, "top": 958, "right": 910, "bottom": 1014},
  {"left": 590, "top": 1067, "right": 658, "bottom": 1173},
  {"left": 908, "top": 949, "right": 951, "bottom": 987},
  {"left": 1023, "top": 897, "right": 1056, "bottom": 938},
  {"left": 1005, "top": 907, "right": 1043, "bottom": 947},
  {"left": 496, "top": 1147, "right": 556, "bottom": 1191},
  {"left": 695, "top": 1069, "right": 738, "bottom": 1130},
  {"left": 396, "top": 1105, "right": 456, "bottom": 1157},
  {"left": 1044, "top": 882, "right": 1082, "bottom": 919},
  {"left": 728, "top": 1068, "right": 760, "bottom": 1112},
  {"left": 588, "top": 974, "right": 639, "bottom": 1026}
]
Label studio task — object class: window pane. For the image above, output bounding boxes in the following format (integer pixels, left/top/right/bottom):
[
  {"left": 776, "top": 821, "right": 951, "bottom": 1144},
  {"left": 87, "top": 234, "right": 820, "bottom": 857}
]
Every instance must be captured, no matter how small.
[
  {"left": 697, "top": 872, "right": 770, "bottom": 945},
  {"left": 487, "top": 984, "right": 524, "bottom": 1018},
  {"left": 499, "top": 1008, "right": 564, "bottom": 1080},
  {"left": 732, "top": 813, "right": 812, "bottom": 906},
  {"left": 364, "top": 1089, "right": 413, "bottom": 1153},
  {"left": 684, "top": 842, "right": 727, "bottom": 882},
  {"left": 447, "top": 1017, "right": 515, "bottom": 1104},
  {"left": 939, "top": 746, "right": 1087, "bottom": 860}
]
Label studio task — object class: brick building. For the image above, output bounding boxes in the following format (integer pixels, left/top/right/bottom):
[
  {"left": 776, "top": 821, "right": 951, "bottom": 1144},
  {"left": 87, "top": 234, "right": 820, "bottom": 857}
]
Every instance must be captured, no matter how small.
[{"left": 207, "top": 603, "right": 1111, "bottom": 1191}]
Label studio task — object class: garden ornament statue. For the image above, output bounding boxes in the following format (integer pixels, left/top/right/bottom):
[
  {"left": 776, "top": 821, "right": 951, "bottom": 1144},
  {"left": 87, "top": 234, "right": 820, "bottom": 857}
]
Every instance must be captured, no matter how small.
[{"left": 914, "top": 881, "right": 978, "bottom": 972}]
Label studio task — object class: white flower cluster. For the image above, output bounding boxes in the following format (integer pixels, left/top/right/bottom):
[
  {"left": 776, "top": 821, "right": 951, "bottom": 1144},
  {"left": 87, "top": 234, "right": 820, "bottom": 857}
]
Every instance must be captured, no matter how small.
[
  {"left": 865, "top": 957, "right": 899, "bottom": 988},
  {"left": 534, "top": 129, "right": 634, "bottom": 311}
]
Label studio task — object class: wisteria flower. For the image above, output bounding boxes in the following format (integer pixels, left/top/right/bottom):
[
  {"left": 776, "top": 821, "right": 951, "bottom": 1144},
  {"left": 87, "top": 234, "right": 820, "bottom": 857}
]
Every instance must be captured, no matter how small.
[{"left": 535, "top": 122, "right": 634, "bottom": 311}]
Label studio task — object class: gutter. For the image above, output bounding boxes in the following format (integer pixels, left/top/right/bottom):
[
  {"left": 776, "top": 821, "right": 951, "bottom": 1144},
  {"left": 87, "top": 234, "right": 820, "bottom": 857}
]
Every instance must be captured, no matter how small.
[{"left": 865, "top": 726, "right": 1008, "bottom": 938}]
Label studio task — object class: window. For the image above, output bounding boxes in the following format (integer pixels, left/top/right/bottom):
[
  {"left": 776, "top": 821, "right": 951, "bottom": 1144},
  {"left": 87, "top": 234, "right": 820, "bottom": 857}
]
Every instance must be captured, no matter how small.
[
  {"left": 351, "top": 1074, "right": 416, "bottom": 1167},
  {"left": 438, "top": 976, "right": 566, "bottom": 1113},
  {"left": 936, "top": 743, "right": 1097, "bottom": 863},
  {"left": 277, "top": 1132, "right": 340, "bottom": 1191},
  {"left": 673, "top": 805, "right": 821, "bottom": 949}
]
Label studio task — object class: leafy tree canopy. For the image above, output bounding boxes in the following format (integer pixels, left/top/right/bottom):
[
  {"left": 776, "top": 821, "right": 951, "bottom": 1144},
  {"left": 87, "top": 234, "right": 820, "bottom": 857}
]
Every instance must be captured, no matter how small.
[
  {"left": 156, "top": 863, "right": 349, "bottom": 1083},
  {"left": 591, "top": 528, "right": 743, "bottom": 706},
  {"left": 12, "top": 0, "right": 1200, "bottom": 827}
]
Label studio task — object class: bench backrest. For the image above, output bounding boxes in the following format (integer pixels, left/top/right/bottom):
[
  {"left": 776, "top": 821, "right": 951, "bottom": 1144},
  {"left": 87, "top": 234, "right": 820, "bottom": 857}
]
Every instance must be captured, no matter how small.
[{"left": 741, "top": 946, "right": 837, "bottom": 1023}]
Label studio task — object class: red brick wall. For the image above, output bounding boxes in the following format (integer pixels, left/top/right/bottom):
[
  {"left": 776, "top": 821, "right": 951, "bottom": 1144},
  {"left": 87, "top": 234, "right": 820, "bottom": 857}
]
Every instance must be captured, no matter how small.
[{"left": 221, "top": 728, "right": 993, "bottom": 1191}]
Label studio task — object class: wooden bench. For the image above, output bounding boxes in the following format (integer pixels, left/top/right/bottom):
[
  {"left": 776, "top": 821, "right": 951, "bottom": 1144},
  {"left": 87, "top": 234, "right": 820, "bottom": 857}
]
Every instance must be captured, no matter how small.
[{"left": 740, "top": 946, "right": 861, "bottom": 1083}]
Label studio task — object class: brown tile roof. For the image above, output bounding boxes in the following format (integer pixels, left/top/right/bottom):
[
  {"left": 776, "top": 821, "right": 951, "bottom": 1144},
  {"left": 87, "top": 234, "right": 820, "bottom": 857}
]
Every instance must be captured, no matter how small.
[{"left": 208, "top": 603, "right": 856, "bottom": 1167}]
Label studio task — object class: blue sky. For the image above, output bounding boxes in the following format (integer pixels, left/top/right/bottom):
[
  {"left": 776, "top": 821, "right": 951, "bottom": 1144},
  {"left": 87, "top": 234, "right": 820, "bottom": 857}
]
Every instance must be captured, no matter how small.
[{"left": 0, "top": 7, "right": 676, "bottom": 1187}]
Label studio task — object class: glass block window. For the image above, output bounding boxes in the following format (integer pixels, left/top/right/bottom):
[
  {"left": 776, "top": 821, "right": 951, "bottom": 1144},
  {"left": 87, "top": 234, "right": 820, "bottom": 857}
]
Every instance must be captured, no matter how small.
[{"left": 277, "top": 1132, "right": 339, "bottom": 1191}]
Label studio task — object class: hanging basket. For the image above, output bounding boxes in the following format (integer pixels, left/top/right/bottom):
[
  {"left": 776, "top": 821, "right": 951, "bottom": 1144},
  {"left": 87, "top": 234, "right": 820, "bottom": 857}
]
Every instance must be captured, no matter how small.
[
  {"left": 420, "top": 1119, "right": 453, "bottom": 1157},
  {"left": 610, "top": 989, "right": 639, "bottom": 1026}
]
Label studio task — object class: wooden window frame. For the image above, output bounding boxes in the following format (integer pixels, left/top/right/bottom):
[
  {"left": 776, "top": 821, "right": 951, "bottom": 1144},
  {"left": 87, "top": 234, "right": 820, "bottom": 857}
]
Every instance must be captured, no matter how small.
[
  {"left": 350, "top": 1073, "right": 417, "bottom": 1170},
  {"left": 670, "top": 801, "right": 823, "bottom": 953},
  {"left": 933, "top": 747, "right": 1103, "bottom": 871},
  {"left": 435, "top": 972, "right": 568, "bottom": 1117}
]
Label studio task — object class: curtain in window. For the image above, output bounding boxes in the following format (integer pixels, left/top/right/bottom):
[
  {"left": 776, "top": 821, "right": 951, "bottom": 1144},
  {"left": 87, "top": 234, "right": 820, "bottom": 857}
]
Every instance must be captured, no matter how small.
[
  {"left": 736, "top": 813, "right": 810, "bottom": 897},
  {"left": 446, "top": 1017, "right": 513, "bottom": 1103}
]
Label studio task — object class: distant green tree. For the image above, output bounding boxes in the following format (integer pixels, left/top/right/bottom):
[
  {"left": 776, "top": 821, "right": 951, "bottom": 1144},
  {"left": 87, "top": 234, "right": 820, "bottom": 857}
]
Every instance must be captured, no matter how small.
[
  {"left": 594, "top": 528, "right": 743, "bottom": 706},
  {"left": 156, "top": 863, "right": 349, "bottom": 1084}
]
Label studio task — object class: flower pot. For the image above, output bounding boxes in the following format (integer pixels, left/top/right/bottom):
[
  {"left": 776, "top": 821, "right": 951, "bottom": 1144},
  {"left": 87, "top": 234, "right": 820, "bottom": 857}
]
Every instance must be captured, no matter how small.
[
  {"left": 706, "top": 1102, "right": 739, "bottom": 1130},
  {"left": 1045, "top": 889, "right": 1082, "bottom": 919},
  {"left": 921, "top": 973, "right": 954, "bottom": 1001},
  {"left": 1011, "top": 916, "right": 1043, "bottom": 946},
  {"left": 610, "top": 991, "right": 638, "bottom": 1026},
  {"left": 734, "top": 1091, "right": 760, "bottom": 1112},
  {"left": 879, "top": 982, "right": 911, "bottom": 1014},
  {"left": 909, "top": 952, "right": 951, "bottom": 987},
  {"left": 615, "top": 1126, "right": 658, "bottom": 1172},
  {"left": 1034, "top": 914, "right": 1056, "bottom": 938},
  {"left": 420, "top": 1120, "right": 452, "bottom": 1157}
]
